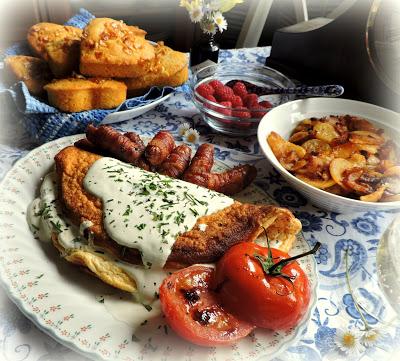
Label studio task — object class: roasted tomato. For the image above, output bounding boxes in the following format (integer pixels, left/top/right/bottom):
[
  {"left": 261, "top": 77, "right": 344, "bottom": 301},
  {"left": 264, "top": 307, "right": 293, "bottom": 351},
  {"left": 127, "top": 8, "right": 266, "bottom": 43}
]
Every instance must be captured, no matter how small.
[
  {"left": 159, "top": 265, "right": 255, "bottom": 346},
  {"left": 213, "top": 242, "right": 313, "bottom": 330}
]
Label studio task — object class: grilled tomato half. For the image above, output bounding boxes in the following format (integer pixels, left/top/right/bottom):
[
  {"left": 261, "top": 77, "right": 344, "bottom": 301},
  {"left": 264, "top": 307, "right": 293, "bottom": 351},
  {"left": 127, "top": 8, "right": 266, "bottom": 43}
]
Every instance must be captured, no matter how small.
[{"left": 159, "top": 265, "right": 255, "bottom": 346}]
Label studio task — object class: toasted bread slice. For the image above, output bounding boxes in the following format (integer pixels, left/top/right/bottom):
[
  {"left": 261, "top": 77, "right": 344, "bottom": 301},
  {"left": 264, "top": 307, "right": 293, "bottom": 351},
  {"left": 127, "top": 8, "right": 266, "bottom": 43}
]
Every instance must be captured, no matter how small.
[
  {"left": 124, "top": 43, "right": 189, "bottom": 96},
  {"left": 27, "top": 22, "right": 82, "bottom": 61},
  {"left": 80, "top": 18, "right": 155, "bottom": 78},
  {"left": 54, "top": 146, "right": 302, "bottom": 269},
  {"left": 44, "top": 78, "right": 127, "bottom": 112},
  {"left": 4, "top": 55, "right": 52, "bottom": 96}
]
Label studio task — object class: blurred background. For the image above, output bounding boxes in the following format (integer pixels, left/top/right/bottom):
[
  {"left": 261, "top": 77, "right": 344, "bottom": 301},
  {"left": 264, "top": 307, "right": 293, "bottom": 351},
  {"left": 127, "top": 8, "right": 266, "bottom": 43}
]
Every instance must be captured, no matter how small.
[{"left": 0, "top": 0, "right": 366, "bottom": 51}]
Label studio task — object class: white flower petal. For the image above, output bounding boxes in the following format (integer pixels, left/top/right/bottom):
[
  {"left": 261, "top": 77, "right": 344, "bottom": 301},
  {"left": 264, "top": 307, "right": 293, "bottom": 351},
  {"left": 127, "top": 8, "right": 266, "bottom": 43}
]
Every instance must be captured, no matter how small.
[
  {"left": 213, "top": 12, "right": 227, "bottom": 32},
  {"left": 178, "top": 123, "right": 191, "bottom": 137},
  {"left": 184, "top": 128, "right": 200, "bottom": 144},
  {"left": 334, "top": 328, "right": 366, "bottom": 357}
]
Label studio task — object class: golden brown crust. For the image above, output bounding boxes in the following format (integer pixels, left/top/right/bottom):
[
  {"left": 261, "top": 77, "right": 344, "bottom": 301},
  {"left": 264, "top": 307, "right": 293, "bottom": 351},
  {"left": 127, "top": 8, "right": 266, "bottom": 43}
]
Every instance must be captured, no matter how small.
[
  {"left": 44, "top": 39, "right": 81, "bottom": 77},
  {"left": 55, "top": 146, "right": 301, "bottom": 269},
  {"left": 27, "top": 22, "right": 82, "bottom": 61},
  {"left": 124, "top": 42, "right": 188, "bottom": 96},
  {"left": 4, "top": 55, "right": 52, "bottom": 96},
  {"left": 80, "top": 18, "right": 155, "bottom": 78},
  {"left": 44, "top": 78, "right": 127, "bottom": 112}
]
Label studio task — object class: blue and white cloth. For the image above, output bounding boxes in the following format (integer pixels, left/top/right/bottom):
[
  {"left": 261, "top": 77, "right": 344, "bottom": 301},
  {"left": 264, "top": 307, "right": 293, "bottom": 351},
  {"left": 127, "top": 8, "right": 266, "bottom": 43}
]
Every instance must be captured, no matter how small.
[
  {"left": 0, "top": 46, "right": 399, "bottom": 361},
  {"left": 0, "top": 8, "right": 188, "bottom": 143}
]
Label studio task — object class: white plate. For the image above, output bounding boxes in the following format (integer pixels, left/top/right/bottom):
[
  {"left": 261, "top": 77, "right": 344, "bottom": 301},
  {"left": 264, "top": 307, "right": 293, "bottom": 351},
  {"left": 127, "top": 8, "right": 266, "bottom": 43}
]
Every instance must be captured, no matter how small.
[
  {"left": 101, "top": 92, "right": 173, "bottom": 125},
  {"left": 0, "top": 135, "right": 318, "bottom": 361},
  {"left": 257, "top": 97, "right": 400, "bottom": 213}
]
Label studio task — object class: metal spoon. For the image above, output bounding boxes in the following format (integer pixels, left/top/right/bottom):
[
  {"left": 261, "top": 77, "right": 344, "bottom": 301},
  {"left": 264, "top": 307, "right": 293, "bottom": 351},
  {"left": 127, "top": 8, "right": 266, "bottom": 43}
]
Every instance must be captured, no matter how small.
[{"left": 225, "top": 81, "right": 344, "bottom": 97}]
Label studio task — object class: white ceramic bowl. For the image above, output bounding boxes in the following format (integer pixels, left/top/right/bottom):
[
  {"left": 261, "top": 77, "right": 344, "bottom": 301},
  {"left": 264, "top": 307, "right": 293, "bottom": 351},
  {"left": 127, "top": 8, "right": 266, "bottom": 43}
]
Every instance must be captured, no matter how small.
[{"left": 257, "top": 97, "right": 400, "bottom": 213}]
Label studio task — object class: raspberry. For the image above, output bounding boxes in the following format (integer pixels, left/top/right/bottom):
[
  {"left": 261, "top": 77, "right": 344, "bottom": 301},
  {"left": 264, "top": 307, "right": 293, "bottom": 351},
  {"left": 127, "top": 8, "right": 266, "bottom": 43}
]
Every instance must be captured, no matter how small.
[
  {"left": 259, "top": 100, "right": 273, "bottom": 108},
  {"left": 251, "top": 105, "right": 268, "bottom": 118},
  {"left": 214, "top": 86, "right": 235, "bottom": 102},
  {"left": 208, "top": 79, "right": 224, "bottom": 91},
  {"left": 232, "top": 106, "right": 251, "bottom": 119},
  {"left": 231, "top": 95, "right": 243, "bottom": 108},
  {"left": 232, "top": 81, "right": 248, "bottom": 98},
  {"left": 243, "top": 93, "right": 259, "bottom": 108},
  {"left": 203, "top": 94, "right": 217, "bottom": 111},
  {"left": 196, "top": 83, "right": 214, "bottom": 98},
  {"left": 203, "top": 94, "right": 216, "bottom": 102},
  {"left": 216, "top": 101, "right": 232, "bottom": 116}
]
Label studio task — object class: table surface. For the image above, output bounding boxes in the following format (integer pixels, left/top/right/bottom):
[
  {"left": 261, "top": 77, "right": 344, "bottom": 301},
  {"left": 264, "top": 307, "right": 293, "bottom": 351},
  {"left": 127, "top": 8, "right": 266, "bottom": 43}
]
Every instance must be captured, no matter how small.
[{"left": 0, "top": 46, "right": 399, "bottom": 361}]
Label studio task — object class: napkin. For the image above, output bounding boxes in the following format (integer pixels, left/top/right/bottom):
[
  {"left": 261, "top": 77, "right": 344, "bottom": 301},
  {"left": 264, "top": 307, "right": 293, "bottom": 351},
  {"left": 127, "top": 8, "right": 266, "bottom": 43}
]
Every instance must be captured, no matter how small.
[{"left": 0, "top": 8, "right": 188, "bottom": 143}]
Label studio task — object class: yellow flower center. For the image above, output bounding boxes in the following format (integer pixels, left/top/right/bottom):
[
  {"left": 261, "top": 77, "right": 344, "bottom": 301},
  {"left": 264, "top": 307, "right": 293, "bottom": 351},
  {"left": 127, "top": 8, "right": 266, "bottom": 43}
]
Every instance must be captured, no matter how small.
[
  {"left": 186, "top": 133, "right": 197, "bottom": 142},
  {"left": 365, "top": 332, "right": 378, "bottom": 342},
  {"left": 342, "top": 333, "right": 356, "bottom": 347}
]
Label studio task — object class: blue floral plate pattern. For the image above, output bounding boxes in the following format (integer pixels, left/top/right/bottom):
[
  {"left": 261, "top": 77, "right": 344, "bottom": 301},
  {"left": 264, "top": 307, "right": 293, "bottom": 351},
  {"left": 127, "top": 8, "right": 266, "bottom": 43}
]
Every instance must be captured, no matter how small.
[{"left": 0, "top": 47, "right": 399, "bottom": 361}]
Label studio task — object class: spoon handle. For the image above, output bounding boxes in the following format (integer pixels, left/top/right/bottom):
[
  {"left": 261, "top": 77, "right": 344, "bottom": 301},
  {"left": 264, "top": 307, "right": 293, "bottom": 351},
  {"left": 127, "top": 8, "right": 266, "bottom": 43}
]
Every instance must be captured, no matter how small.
[
  {"left": 270, "top": 84, "right": 344, "bottom": 97},
  {"left": 225, "top": 81, "right": 344, "bottom": 97}
]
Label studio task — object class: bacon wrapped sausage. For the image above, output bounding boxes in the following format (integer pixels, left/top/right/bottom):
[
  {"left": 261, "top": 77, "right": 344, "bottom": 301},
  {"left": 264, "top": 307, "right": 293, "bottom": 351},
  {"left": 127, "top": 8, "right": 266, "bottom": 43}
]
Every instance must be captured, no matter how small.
[
  {"left": 86, "top": 125, "right": 144, "bottom": 164},
  {"left": 184, "top": 143, "right": 257, "bottom": 195},
  {"left": 144, "top": 131, "right": 175, "bottom": 166},
  {"left": 158, "top": 144, "right": 192, "bottom": 178},
  {"left": 124, "top": 132, "right": 145, "bottom": 156}
]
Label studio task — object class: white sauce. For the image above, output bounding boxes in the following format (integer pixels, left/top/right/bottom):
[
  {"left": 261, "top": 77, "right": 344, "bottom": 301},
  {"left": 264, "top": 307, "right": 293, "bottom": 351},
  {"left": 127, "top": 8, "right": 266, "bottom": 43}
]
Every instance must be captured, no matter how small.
[
  {"left": 27, "top": 172, "right": 84, "bottom": 250},
  {"left": 116, "top": 261, "right": 170, "bottom": 304},
  {"left": 83, "top": 157, "right": 234, "bottom": 269}
]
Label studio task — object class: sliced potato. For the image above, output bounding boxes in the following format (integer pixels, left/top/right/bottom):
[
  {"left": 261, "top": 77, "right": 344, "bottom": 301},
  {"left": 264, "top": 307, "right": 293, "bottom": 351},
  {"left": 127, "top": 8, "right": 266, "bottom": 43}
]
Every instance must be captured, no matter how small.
[
  {"left": 302, "top": 139, "right": 331, "bottom": 155},
  {"left": 313, "top": 122, "right": 340, "bottom": 144},
  {"left": 366, "top": 155, "right": 380, "bottom": 167},
  {"left": 324, "top": 184, "right": 352, "bottom": 196},
  {"left": 296, "top": 174, "right": 336, "bottom": 189},
  {"left": 329, "top": 158, "right": 356, "bottom": 189},
  {"left": 356, "top": 143, "right": 379, "bottom": 154},
  {"left": 349, "top": 131, "right": 384, "bottom": 145},
  {"left": 289, "top": 131, "right": 310, "bottom": 144},
  {"left": 343, "top": 168, "right": 383, "bottom": 194},
  {"left": 349, "top": 153, "right": 367, "bottom": 167},
  {"left": 332, "top": 143, "right": 359, "bottom": 158},
  {"left": 360, "top": 185, "right": 387, "bottom": 202},
  {"left": 267, "top": 132, "right": 306, "bottom": 170},
  {"left": 347, "top": 116, "right": 378, "bottom": 132}
]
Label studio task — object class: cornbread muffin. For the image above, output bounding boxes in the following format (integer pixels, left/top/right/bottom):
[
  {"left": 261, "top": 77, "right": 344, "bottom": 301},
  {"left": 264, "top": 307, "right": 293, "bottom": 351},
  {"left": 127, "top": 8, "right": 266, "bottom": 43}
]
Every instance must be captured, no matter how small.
[
  {"left": 124, "top": 42, "right": 189, "bottom": 96},
  {"left": 80, "top": 18, "right": 155, "bottom": 78},
  {"left": 4, "top": 55, "right": 52, "bottom": 96},
  {"left": 128, "top": 25, "right": 147, "bottom": 38},
  {"left": 44, "top": 78, "right": 127, "bottom": 112},
  {"left": 27, "top": 23, "right": 82, "bottom": 61},
  {"left": 44, "top": 38, "right": 80, "bottom": 78}
]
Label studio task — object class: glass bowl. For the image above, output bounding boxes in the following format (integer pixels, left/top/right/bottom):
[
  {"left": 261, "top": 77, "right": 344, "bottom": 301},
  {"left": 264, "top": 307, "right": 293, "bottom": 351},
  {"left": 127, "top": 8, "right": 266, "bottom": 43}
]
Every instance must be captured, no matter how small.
[{"left": 190, "top": 63, "right": 295, "bottom": 136}]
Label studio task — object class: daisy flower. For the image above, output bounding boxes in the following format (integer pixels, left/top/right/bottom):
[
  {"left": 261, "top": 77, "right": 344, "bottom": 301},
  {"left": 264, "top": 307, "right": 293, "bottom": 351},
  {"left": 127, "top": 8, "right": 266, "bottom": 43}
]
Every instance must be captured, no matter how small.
[
  {"left": 213, "top": 12, "right": 227, "bottom": 32},
  {"left": 188, "top": 1, "right": 204, "bottom": 23},
  {"left": 177, "top": 122, "right": 191, "bottom": 137},
  {"left": 362, "top": 328, "right": 380, "bottom": 347},
  {"left": 201, "top": 20, "right": 217, "bottom": 35},
  {"left": 184, "top": 128, "right": 200, "bottom": 144},
  {"left": 335, "top": 328, "right": 366, "bottom": 357}
]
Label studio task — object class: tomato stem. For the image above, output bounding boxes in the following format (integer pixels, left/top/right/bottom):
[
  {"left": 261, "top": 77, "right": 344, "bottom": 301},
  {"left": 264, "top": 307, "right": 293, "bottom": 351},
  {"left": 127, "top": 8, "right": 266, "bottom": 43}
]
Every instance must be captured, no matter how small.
[{"left": 268, "top": 242, "right": 321, "bottom": 274}]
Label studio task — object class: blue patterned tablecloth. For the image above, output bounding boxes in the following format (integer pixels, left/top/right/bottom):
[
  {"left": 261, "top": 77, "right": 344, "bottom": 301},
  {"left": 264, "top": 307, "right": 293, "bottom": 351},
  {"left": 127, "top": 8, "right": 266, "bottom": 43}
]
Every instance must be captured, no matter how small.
[{"left": 0, "top": 47, "right": 399, "bottom": 361}]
